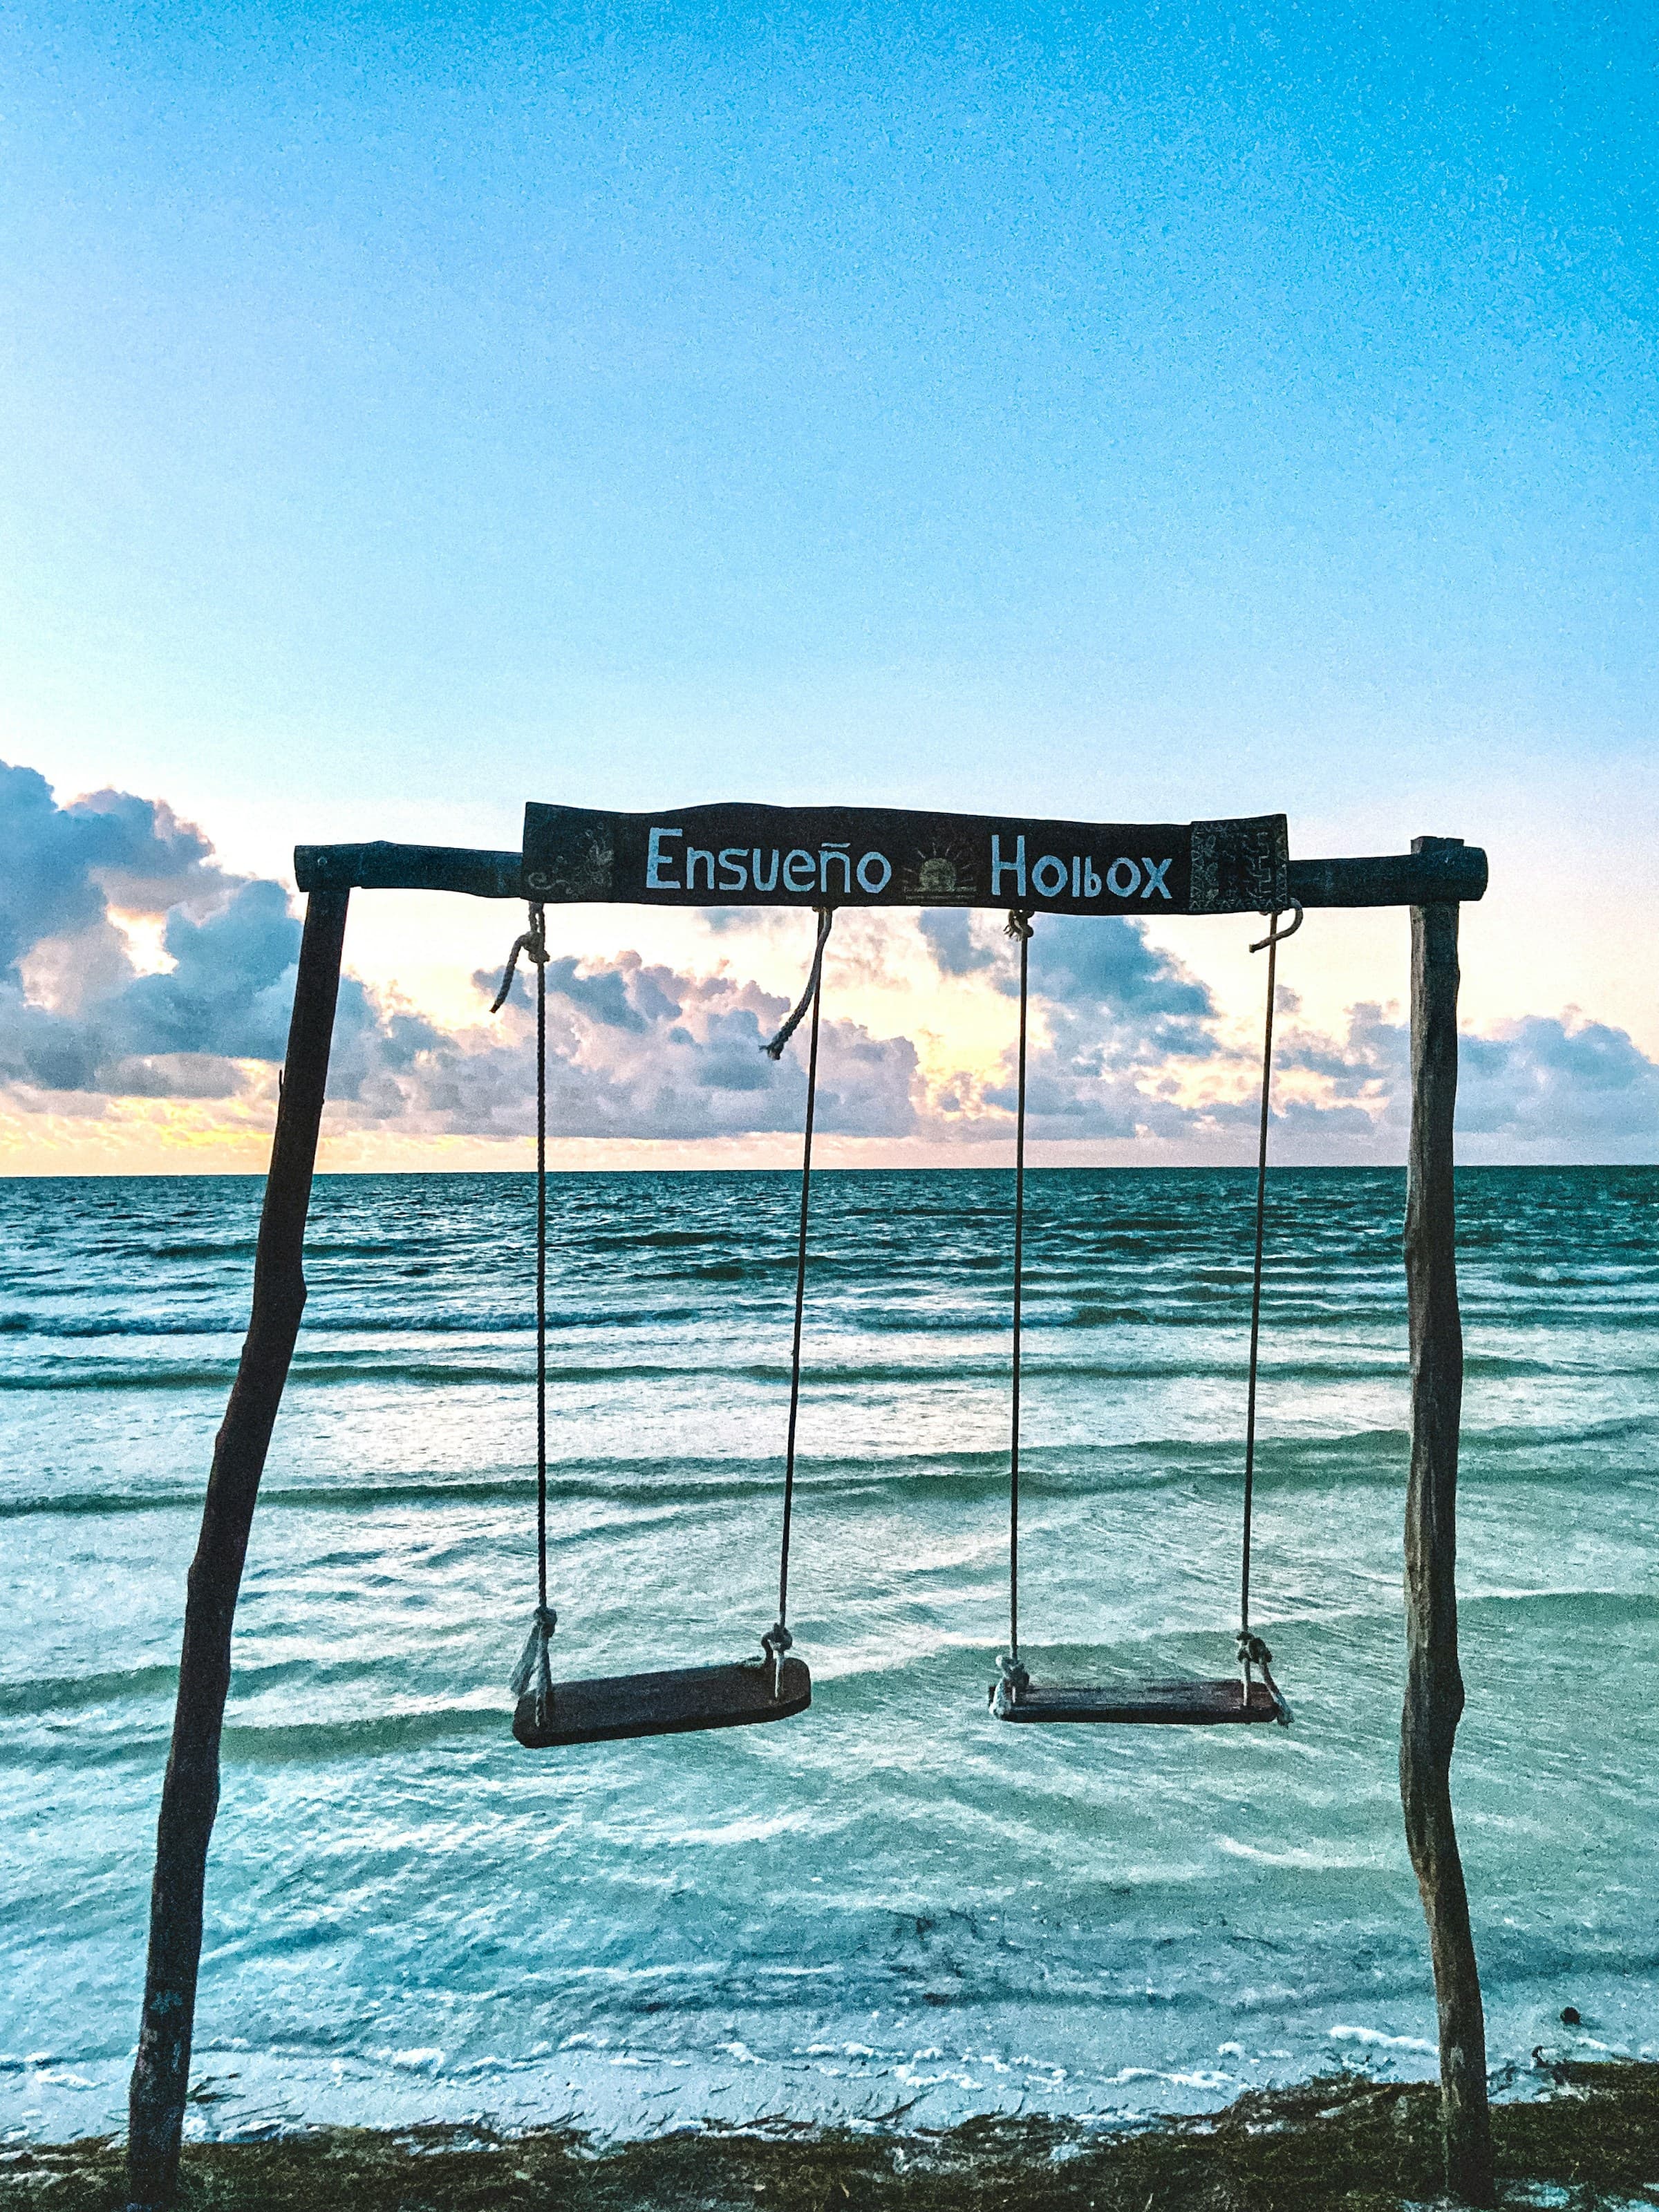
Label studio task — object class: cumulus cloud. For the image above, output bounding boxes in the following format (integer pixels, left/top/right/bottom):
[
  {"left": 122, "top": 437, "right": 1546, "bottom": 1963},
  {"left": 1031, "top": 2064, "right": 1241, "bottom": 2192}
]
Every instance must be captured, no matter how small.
[
  {"left": 917, "top": 908, "right": 997, "bottom": 977},
  {"left": 916, "top": 908, "right": 1224, "bottom": 1141},
  {"left": 1459, "top": 1015, "right": 1659, "bottom": 1145},
  {"left": 2, "top": 760, "right": 1653, "bottom": 1161},
  {"left": 1017, "top": 914, "right": 1212, "bottom": 1022},
  {"left": 1277, "top": 1001, "right": 1659, "bottom": 1159},
  {"left": 0, "top": 765, "right": 287, "bottom": 1098},
  {"left": 0, "top": 761, "right": 234, "bottom": 971},
  {"left": 0, "top": 763, "right": 918, "bottom": 1141},
  {"left": 0, "top": 768, "right": 415, "bottom": 1104},
  {"left": 1018, "top": 917, "right": 1219, "bottom": 1100},
  {"left": 351, "top": 950, "right": 921, "bottom": 1141}
]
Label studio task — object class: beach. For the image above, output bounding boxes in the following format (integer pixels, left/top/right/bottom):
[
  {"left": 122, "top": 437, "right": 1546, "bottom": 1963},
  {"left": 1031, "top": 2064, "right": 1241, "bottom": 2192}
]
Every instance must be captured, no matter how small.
[{"left": 8, "top": 2061, "right": 1659, "bottom": 2209}]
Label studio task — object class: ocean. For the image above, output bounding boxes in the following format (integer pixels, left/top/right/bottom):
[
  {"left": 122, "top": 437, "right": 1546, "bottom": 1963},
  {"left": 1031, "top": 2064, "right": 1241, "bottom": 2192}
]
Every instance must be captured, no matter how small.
[{"left": 2, "top": 1165, "right": 1656, "bottom": 2144}]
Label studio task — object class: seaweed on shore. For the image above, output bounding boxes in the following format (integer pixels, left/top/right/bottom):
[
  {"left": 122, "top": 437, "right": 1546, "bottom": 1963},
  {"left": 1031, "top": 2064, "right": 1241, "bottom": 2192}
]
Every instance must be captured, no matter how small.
[{"left": 4, "top": 2060, "right": 1656, "bottom": 2211}]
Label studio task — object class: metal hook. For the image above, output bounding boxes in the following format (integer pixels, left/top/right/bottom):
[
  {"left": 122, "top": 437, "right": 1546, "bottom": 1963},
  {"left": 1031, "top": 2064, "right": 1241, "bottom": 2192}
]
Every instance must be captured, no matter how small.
[{"left": 1249, "top": 900, "right": 1304, "bottom": 955}]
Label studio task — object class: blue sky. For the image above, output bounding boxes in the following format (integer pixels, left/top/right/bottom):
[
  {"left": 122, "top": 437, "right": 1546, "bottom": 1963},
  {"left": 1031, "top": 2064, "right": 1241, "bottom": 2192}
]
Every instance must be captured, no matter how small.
[{"left": 2, "top": 2, "right": 1655, "bottom": 1167}]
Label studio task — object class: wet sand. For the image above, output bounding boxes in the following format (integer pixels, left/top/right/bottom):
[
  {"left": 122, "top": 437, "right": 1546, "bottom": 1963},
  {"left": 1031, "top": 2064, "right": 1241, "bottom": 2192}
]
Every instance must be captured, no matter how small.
[{"left": 7, "top": 2060, "right": 1656, "bottom": 2211}]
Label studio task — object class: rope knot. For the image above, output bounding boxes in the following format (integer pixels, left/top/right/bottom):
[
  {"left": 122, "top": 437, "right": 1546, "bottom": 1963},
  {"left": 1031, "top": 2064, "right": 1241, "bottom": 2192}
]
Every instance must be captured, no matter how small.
[
  {"left": 490, "top": 902, "right": 550, "bottom": 1013},
  {"left": 508, "top": 1604, "right": 558, "bottom": 1703},
  {"left": 1004, "top": 909, "right": 1033, "bottom": 941},
  {"left": 761, "top": 1620, "right": 794, "bottom": 1702},
  {"left": 1237, "top": 1630, "right": 1292, "bottom": 1725}
]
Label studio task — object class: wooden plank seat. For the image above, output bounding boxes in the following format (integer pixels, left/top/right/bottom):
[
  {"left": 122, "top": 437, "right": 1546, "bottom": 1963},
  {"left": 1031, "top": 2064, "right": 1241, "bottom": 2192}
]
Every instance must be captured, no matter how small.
[
  {"left": 514, "top": 1654, "right": 811, "bottom": 1750},
  {"left": 990, "top": 1676, "right": 1282, "bottom": 1726}
]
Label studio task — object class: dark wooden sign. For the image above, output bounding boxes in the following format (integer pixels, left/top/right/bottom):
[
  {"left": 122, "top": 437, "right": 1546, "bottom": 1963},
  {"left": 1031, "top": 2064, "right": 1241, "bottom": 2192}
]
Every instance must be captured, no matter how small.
[{"left": 522, "top": 803, "right": 1290, "bottom": 916}]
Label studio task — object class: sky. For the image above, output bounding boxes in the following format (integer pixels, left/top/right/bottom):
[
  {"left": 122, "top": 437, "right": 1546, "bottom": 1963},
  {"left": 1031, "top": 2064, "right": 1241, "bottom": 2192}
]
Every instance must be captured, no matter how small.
[{"left": 2, "top": 0, "right": 1655, "bottom": 1171}]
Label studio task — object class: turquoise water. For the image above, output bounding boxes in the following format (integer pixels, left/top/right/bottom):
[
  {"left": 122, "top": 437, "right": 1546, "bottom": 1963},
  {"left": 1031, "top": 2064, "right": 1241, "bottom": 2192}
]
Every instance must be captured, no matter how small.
[{"left": 2, "top": 1166, "right": 1656, "bottom": 2141}]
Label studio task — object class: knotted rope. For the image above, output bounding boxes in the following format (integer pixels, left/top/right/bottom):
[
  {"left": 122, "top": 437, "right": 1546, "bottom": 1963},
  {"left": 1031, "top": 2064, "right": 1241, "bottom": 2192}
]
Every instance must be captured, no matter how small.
[
  {"left": 1000, "top": 911, "right": 1033, "bottom": 1689},
  {"left": 762, "top": 906, "right": 834, "bottom": 1060},
  {"left": 1239, "top": 901, "right": 1302, "bottom": 1727},
  {"left": 491, "top": 903, "right": 550, "bottom": 1013},
  {"left": 493, "top": 904, "right": 555, "bottom": 1723},
  {"left": 1237, "top": 1630, "right": 1292, "bottom": 1726},
  {"left": 767, "top": 908, "right": 833, "bottom": 1693},
  {"left": 510, "top": 1604, "right": 559, "bottom": 1708}
]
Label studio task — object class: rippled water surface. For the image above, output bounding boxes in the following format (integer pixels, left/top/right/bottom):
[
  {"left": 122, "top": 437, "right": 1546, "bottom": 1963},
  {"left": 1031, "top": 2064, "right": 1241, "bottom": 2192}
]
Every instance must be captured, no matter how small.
[{"left": 2, "top": 1167, "right": 1656, "bottom": 2139}]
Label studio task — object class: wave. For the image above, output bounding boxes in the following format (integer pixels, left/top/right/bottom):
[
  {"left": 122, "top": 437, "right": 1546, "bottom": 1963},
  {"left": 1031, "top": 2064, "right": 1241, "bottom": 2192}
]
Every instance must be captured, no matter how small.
[
  {"left": 0, "top": 1365, "right": 245, "bottom": 1393},
  {"left": 5, "top": 1340, "right": 1650, "bottom": 1399},
  {"left": 148, "top": 1239, "right": 259, "bottom": 1259},
  {"left": 1463, "top": 1412, "right": 1659, "bottom": 1453},
  {"left": 0, "top": 1304, "right": 713, "bottom": 1340},
  {"left": 15, "top": 1580, "right": 1651, "bottom": 1673},
  {"left": 19, "top": 1585, "right": 1653, "bottom": 1766},
  {"left": 0, "top": 1646, "right": 542, "bottom": 1721},
  {"left": 0, "top": 1435, "right": 1392, "bottom": 1524},
  {"left": 0, "top": 1663, "right": 182, "bottom": 1717},
  {"left": 218, "top": 1703, "right": 509, "bottom": 1763},
  {"left": 6, "top": 1287, "right": 1658, "bottom": 1351},
  {"left": 9, "top": 1414, "right": 1653, "bottom": 1524},
  {"left": 0, "top": 1488, "right": 205, "bottom": 1520},
  {"left": 1457, "top": 1586, "right": 1659, "bottom": 1629},
  {"left": 8, "top": 1403, "right": 1654, "bottom": 1527}
]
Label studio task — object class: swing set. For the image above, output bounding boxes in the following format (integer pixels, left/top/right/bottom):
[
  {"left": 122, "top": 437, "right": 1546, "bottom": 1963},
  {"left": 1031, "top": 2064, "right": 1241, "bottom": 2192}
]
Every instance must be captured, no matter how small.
[
  {"left": 494, "top": 870, "right": 1297, "bottom": 1750},
  {"left": 126, "top": 800, "right": 1499, "bottom": 2211}
]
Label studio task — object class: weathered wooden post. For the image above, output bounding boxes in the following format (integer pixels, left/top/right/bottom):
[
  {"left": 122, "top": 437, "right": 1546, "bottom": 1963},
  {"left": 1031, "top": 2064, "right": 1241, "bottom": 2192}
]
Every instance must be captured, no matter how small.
[
  {"left": 1400, "top": 836, "right": 1494, "bottom": 2206},
  {"left": 125, "top": 888, "right": 350, "bottom": 2211}
]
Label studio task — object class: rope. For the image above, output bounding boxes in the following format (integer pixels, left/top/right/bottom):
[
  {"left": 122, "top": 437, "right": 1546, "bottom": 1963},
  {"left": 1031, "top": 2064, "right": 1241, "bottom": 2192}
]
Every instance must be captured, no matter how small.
[
  {"left": 1004, "top": 911, "right": 1033, "bottom": 1687},
  {"left": 493, "top": 904, "right": 555, "bottom": 1723},
  {"left": 490, "top": 908, "right": 547, "bottom": 1014},
  {"left": 762, "top": 908, "right": 834, "bottom": 1060},
  {"left": 1239, "top": 901, "right": 1302, "bottom": 1671},
  {"left": 765, "top": 908, "right": 833, "bottom": 1692},
  {"left": 1236, "top": 1628, "right": 1291, "bottom": 1725},
  {"left": 509, "top": 1605, "right": 559, "bottom": 1705}
]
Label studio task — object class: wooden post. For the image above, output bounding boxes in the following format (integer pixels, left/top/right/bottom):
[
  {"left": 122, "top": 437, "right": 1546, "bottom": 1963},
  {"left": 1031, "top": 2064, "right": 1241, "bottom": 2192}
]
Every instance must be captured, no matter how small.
[
  {"left": 1400, "top": 838, "right": 1494, "bottom": 2206},
  {"left": 126, "top": 889, "right": 350, "bottom": 2211}
]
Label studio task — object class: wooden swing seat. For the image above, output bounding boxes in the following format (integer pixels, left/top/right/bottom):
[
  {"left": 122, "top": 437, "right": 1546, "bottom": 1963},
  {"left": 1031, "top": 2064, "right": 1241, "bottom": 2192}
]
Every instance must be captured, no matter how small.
[
  {"left": 514, "top": 1654, "right": 811, "bottom": 1750},
  {"left": 991, "top": 1676, "right": 1282, "bottom": 1726}
]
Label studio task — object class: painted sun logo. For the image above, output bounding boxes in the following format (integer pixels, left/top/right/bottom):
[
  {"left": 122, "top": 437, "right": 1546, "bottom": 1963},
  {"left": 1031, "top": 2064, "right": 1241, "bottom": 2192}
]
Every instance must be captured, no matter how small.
[{"left": 904, "top": 843, "right": 977, "bottom": 902}]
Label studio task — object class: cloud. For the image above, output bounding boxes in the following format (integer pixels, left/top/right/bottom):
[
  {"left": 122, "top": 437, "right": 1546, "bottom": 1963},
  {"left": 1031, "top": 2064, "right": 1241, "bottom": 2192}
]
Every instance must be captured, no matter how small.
[
  {"left": 1019, "top": 914, "right": 1215, "bottom": 1027},
  {"left": 914, "top": 908, "right": 1223, "bottom": 1141},
  {"left": 917, "top": 908, "right": 997, "bottom": 977},
  {"left": 0, "top": 766, "right": 415, "bottom": 1107},
  {"left": 106, "top": 883, "right": 304, "bottom": 1061},
  {"left": 0, "top": 765, "right": 919, "bottom": 1140},
  {"left": 1459, "top": 1015, "right": 1659, "bottom": 1138},
  {"left": 2, "top": 762, "right": 1654, "bottom": 1163},
  {"left": 920, "top": 904, "right": 1216, "bottom": 1044},
  {"left": 0, "top": 760, "right": 234, "bottom": 971},
  {"left": 1020, "top": 918, "right": 1221, "bottom": 1118},
  {"left": 391, "top": 951, "right": 919, "bottom": 1141},
  {"left": 1279, "top": 1002, "right": 1659, "bottom": 1159},
  {"left": 1277, "top": 1001, "right": 1403, "bottom": 1098}
]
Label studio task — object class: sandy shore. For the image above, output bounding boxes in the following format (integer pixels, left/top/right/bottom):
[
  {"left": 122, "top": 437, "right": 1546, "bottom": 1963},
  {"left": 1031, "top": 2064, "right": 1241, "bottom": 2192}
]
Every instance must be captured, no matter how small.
[{"left": 3, "top": 2059, "right": 1655, "bottom": 2210}]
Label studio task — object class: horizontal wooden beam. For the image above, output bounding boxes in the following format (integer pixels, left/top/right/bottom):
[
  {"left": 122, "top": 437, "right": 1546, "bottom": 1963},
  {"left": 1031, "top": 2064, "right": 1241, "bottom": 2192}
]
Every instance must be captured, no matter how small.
[
  {"left": 294, "top": 841, "right": 523, "bottom": 900},
  {"left": 294, "top": 836, "right": 1487, "bottom": 909},
  {"left": 1289, "top": 844, "right": 1487, "bottom": 908}
]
